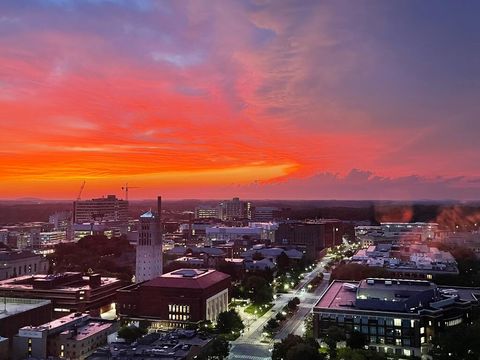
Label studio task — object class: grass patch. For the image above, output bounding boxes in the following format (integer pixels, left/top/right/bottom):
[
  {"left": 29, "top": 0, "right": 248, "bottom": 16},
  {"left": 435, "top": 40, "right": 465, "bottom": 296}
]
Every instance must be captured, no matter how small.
[{"left": 244, "top": 303, "right": 273, "bottom": 317}]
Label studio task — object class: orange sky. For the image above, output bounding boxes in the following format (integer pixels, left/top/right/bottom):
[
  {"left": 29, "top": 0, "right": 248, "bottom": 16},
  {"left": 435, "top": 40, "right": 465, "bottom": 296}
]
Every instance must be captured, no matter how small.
[{"left": 1, "top": 1, "right": 480, "bottom": 200}]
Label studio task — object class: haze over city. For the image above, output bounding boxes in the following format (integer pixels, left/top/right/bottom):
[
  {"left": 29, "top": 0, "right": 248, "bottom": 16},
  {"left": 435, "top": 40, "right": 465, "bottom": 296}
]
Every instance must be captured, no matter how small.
[{"left": 1, "top": 1, "right": 480, "bottom": 200}]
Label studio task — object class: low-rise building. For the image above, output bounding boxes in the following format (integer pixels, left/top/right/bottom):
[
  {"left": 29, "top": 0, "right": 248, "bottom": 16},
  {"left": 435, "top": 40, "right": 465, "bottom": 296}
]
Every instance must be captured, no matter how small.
[
  {"left": 350, "top": 244, "right": 458, "bottom": 279},
  {"left": 12, "top": 313, "right": 115, "bottom": 360},
  {"left": 117, "top": 269, "right": 230, "bottom": 328},
  {"left": 88, "top": 329, "right": 214, "bottom": 360},
  {"left": 0, "top": 297, "right": 52, "bottom": 356},
  {"left": 0, "top": 272, "right": 123, "bottom": 318},
  {"left": 0, "top": 250, "right": 49, "bottom": 280},
  {"left": 313, "top": 278, "right": 480, "bottom": 358}
]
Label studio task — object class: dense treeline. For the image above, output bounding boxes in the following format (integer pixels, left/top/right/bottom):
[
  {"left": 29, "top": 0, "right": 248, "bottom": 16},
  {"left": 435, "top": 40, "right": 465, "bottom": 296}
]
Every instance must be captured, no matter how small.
[{"left": 49, "top": 235, "right": 135, "bottom": 282}]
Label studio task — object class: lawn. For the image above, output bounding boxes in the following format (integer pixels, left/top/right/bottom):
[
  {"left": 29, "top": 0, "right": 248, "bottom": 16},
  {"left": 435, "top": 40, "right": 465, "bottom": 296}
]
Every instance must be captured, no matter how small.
[{"left": 244, "top": 303, "right": 273, "bottom": 317}]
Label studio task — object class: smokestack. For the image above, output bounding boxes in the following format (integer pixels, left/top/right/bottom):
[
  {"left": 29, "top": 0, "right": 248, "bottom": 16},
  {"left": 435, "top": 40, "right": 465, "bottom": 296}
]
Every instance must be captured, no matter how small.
[
  {"left": 157, "top": 196, "right": 162, "bottom": 220},
  {"left": 157, "top": 196, "right": 162, "bottom": 245}
]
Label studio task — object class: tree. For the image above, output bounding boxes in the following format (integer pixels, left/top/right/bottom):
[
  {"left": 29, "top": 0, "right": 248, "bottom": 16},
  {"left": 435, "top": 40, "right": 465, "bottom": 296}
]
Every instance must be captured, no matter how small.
[
  {"left": 331, "top": 263, "right": 388, "bottom": 281},
  {"left": 430, "top": 320, "right": 480, "bottom": 359},
  {"left": 263, "top": 318, "right": 279, "bottom": 337},
  {"left": 303, "top": 314, "right": 314, "bottom": 339},
  {"left": 201, "top": 336, "right": 229, "bottom": 360},
  {"left": 117, "top": 325, "right": 147, "bottom": 343},
  {"left": 272, "top": 334, "right": 323, "bottom": 360},
  {"left": 346, "top": 330, "right": 368, "bottom": 349},
  {"left": 276, "top": 312, "right": 286, "bottom": 322},
  {"left": 286, "top": 343, "right": 324, "bottom": 360},
  {"left": 337, "top": 348, "right": 387, "bottom": 360},
  {"left": 216, "top": 309, "right": 244, "bottom": 334},
  {"left": 287, "top": 297, "right": 300, "bottom": 311},
  {"left": 245, "top": 275, "right": 273, "bottom": 305},
  {"left": 324, "top": 326, "right": 345, "bottom": 359},
  {"left": 276, "top": 251, "right": 290, "bottom": 274}
]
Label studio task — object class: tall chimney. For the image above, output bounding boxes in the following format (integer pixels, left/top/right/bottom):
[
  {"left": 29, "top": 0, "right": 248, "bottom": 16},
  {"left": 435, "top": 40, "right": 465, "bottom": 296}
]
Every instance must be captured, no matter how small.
[
  {"left": 156, "top": 196, "right": 162, "bottom": 245},
  {"left": 157, "top": 196, "right": 162, "bottom": 220}
]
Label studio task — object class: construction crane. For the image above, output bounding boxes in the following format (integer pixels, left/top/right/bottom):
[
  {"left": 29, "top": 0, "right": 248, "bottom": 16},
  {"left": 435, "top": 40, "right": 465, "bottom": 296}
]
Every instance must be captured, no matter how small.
[
  {"left": 121, "top": 183, "right": 139, "bottom": 201},
  {"left": 76, "top": 181, "right": 86, "bottom": 201}
]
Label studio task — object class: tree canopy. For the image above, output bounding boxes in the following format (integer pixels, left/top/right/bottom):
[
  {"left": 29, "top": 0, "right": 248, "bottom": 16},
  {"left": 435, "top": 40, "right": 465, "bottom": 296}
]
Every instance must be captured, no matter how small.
[
  {"left": 272, "top": 334, "right": 323, "bottom": 360},
  {"left": 216, "top": 309, "right": 244, "bottom": 334}
]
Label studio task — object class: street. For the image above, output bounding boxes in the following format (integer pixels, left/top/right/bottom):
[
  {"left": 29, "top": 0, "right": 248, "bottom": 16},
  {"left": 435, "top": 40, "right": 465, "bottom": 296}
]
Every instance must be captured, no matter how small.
[{"left": 229, "top": 258, "right": 331, "bottom": 359}]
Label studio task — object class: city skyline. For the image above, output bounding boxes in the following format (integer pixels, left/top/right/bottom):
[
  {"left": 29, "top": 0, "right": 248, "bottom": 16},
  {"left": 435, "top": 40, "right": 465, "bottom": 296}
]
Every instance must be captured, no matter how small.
[{"left": 1, "top": 1, "right": 480, "bottom": 200}]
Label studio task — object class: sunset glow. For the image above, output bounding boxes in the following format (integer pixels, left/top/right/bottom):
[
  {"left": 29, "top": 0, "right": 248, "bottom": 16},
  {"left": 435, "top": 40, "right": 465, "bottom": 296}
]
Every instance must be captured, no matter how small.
[{"left": 1, "top": 1, "right": 480, "bottom": 199}]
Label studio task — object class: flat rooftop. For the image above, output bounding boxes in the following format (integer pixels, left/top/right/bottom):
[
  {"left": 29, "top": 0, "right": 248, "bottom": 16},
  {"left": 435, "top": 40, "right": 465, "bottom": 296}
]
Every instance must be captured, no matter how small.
[
  {"left": 20, "top": 313, "right": 90, "bottom": 335},
  {"left": 142, "top": 268, "right": 230, "bottom": 289},
  {"left": 315, "top": 279, "right": 480, "bottom": 312},
  {"left": 315, "top": 281, "right": 357, "bottom": 310},
  {"left": 0, "top": 273, "right": 120, "bottom": 292},
  {"left": 0, "top": 297, "right": 51, "bottom": 320},
  {"left": 61, "top": 321, "right": 113, "bottom": 341}
]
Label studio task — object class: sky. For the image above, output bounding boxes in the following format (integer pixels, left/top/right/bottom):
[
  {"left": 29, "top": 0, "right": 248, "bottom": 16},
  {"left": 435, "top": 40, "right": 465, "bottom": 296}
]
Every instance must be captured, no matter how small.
[{"left": 0, "top": 0, "right": 479, "bottom": 200}]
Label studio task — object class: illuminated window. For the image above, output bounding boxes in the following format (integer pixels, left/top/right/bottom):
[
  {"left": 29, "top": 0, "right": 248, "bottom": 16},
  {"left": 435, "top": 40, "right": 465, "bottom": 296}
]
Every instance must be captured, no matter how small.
[{"left": 394, "top": 318, "right": 402, "bottom": 327}]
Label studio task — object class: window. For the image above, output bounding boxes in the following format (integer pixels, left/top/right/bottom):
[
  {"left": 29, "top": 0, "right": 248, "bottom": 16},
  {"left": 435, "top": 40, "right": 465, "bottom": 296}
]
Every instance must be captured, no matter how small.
[
  {"left": 420, "top": 327, "right": 425, "bottom": 334},
  {"left": 394, "top": 318, "right": 402, "bottom": 327},
  {"left": 445, "top": 318, "right": 462, "bottom": 327}
]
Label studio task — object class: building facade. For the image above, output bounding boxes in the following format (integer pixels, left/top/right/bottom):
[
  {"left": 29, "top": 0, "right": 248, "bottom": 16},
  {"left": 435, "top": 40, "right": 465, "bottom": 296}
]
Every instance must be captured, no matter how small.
[
  {"left": 313, "top": 278, "right": 480, "bottom": 358},
  {"left": 0, "top": 272, "right": 122, "bottom": 318},
  {"left": 118, "top": 269, "right": 230, "bottom": 327},
  {"left": 195, "top": 205, "right": 221, "bottom": 219},
  {"left": 135, "top": 196, "right": 163, "bottom": 283},
  {"left": 0, "top": 297, "right": 52, "bottom": 356},
  {"left": 73, "top": 195, "right": 128, "bottom": 224},
  {"left": 219, "top": 198, "right": 252, "bottom": 221},
  {"left": 12, "top": 313, "right": 115, "bottom": 360},
  {"left": 275, "top": 220, "right": 346, "bottom": 260},
  {"left": 0, "top": 250, "right": 49, "bottom": 280}
]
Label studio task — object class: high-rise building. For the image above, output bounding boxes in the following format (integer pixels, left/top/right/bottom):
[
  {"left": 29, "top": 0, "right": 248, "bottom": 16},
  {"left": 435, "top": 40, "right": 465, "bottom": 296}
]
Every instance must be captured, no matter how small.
[
  {"left": 253, "top": 206, "right": 280, "bottom": 221},
  {"left": 274, "top": 220, "right": 348, "bottom": 261},
  {"left": 219, "top": 197, "right": 252, "bottom": 221},
  {"left": 73, "top": 195, "right": 128, "bottom": 224},
  {"left": 194, "top": 205, "right": 221, "bottom": 219},
  {"left": 135, "top": 196, "right": 163, "bottom": 283}
]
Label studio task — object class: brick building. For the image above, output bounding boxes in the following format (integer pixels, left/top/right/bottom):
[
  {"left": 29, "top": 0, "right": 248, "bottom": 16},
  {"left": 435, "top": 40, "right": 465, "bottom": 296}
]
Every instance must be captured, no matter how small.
[{"left": 117, "top": 269, "right": 230, "bottom": 327}]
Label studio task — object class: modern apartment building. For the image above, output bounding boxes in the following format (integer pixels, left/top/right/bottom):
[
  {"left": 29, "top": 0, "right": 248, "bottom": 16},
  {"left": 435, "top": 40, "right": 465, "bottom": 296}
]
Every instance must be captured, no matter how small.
[{"left": 313, "top": 278, "right": 480, "bottom": 358}]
